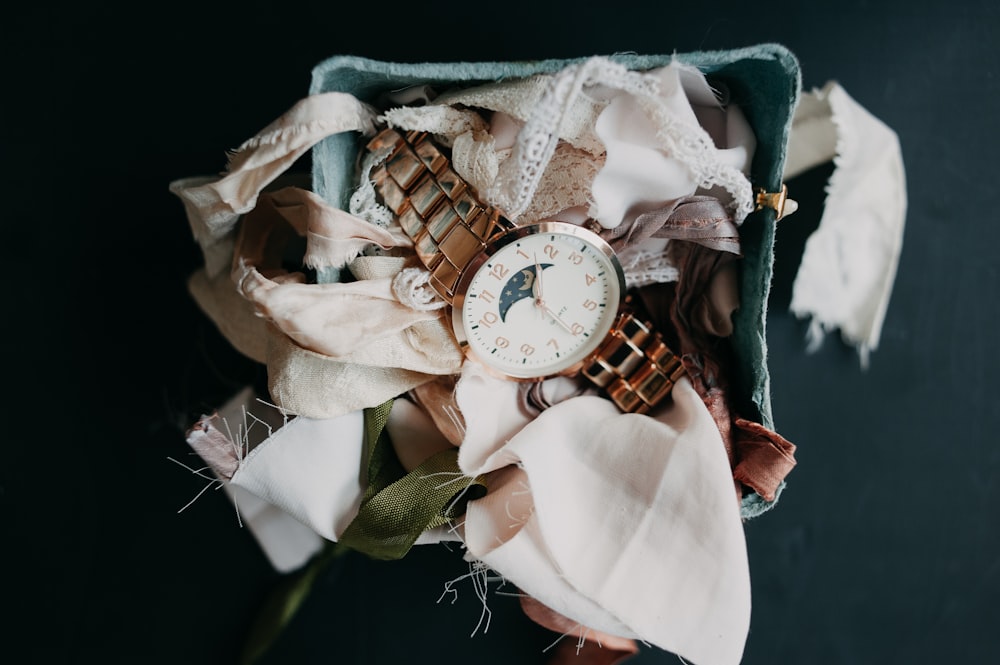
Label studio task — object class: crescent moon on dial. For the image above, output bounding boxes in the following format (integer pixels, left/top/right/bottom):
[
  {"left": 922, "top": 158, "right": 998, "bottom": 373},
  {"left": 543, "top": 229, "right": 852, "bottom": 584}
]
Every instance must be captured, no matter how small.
[{"left": 498, "top": 263, "right": 553, "bottom": 321}]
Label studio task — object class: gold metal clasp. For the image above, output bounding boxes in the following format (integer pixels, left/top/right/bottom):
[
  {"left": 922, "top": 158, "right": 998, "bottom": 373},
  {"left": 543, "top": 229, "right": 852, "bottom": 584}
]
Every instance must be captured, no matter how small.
[{"left": 755, "top": 184, "right": 797, "bottom": 221}]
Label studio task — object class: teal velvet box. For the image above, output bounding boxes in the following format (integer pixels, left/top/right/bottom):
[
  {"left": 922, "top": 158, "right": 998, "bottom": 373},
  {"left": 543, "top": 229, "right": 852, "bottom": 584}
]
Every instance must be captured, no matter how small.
[{"left": 307, "top": 45, "right": 801, "bottom": 517}]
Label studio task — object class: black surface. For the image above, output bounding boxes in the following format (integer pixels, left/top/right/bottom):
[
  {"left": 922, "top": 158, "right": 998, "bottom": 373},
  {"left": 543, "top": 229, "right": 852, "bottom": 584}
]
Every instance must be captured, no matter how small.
[{"left": 5, "top": 1, "right": 999, "bottom": 663}]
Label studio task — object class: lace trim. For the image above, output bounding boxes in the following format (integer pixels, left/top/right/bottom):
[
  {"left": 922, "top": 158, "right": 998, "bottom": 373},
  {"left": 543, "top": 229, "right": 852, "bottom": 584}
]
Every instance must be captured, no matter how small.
[
  {"left": 516, "top": 143, "right": 604, "bottom": 225},
  {"left": 449, "top": 131, "right": 603, "bottom": 225},
  {"left": 487, "top": 57, "right": 653, "bottom": 220},
  {"left": 451, "top": 130, "right": 501, "bottom": 198},
  {"left": 381, "top": 105, "right": 488, "bottom": 146},
  {"left": 636, "top": 95, "right": 754, "bottom": 221},
  {"left": 349, "top": 148, "right": 394, "bottom": 230},
  {"left": 392, "top": 266, "right": 447, "bottom": 311},
  {"left": 486, "top": 56, "right": 754, "bottom": 224},
  {"left": 433, "top": 74, "right": 609, "bottom": 155},
  {"left": 617, "top": 245, "right": 681, "bottom": 290}
]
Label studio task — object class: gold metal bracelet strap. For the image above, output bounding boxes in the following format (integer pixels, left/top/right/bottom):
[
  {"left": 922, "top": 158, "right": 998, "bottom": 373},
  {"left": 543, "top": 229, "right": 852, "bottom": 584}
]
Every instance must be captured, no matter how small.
[
  {"left": 367, "top": 127, "right": 509, "bottom": 304},
  {"left": 581, "top": 309, "right": 686, "bottom": 414},
  {"left": 368, "top": 126, "right": 684, "bottom": 414}
]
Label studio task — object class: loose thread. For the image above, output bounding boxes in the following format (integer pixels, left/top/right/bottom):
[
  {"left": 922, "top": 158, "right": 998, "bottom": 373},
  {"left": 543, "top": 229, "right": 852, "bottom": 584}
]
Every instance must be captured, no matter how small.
[
  {"left": 176, "top": 392, "right": 296, "bottom": 528},
  {"left": 441, "top": 478, "right": 481, "bottom": 519},
  {"left": 492, "top": 589, "right": 530, "bottom": 598},
  {"left": 505, "top": 478, "right": 534, "bottom": 529},
  {"left": 505, "top": 498, "right": 532, "bottom": 528},
  {"left": 541, "top": 623, "right": 596, "bottom": 656},
  {"left": 441, "top": 403, "right": 466, "bottom": 439},
  {"left": 541, "top": 627, "right": 573, "bottom": 654},
  {"left": 166, "top": 456, "right": 225, "bottom": 514},
  {"left": 445, "top": 518, "right": 466, "bottom": 538},
  {"left": 253, "top": 395, "right": 296, "bottom": 423},
  {"left": 437, "top": 560, "right": 505, "bottom": 637}
]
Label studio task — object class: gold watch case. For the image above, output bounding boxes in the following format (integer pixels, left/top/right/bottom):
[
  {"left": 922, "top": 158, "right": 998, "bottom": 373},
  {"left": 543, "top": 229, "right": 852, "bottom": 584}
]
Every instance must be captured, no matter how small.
[{"left": 450, "top": 220, "right": 627, "bottom": 382}]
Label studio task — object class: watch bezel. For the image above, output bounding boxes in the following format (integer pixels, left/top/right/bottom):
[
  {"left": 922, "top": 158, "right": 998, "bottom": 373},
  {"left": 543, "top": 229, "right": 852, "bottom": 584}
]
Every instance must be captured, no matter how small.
[{"left": 451, "top": 220, "right": 627, "bottom": 382}]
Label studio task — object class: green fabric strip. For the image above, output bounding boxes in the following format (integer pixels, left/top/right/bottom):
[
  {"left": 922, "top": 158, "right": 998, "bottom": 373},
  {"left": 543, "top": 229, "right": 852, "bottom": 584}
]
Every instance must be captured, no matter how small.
[
  {"left": 358, "top": 399, "right": 405, "bottom": 501},
  {"left": 338, "top": 400, "right": 486, "bottom": 560},
  {"left": 241, "top": 399, "right": 486, "bottom": 662}
]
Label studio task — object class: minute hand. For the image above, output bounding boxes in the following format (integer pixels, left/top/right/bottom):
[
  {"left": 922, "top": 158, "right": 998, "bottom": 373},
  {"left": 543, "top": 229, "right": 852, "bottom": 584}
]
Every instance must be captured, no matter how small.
[{"left": 538, "top": 300, "right": 577, "bottom": 334}]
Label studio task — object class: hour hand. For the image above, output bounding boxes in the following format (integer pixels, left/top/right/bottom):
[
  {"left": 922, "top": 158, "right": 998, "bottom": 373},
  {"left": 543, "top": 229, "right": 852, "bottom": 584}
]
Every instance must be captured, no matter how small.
[{"left": 532, "top": 254, "right": 544, "bottom": 303}]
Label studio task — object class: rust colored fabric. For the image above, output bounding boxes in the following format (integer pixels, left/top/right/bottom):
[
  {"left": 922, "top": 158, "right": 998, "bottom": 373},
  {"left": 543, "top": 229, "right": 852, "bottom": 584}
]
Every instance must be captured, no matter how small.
[
  {"left": 407, "top": 375, "right": 465, "bottom": 447},
  {"left": 644, "top": 236, "right": 797, "bottom": 503},
  {"left": 732, "top": 418, "right": 797, "bottom": 502}
]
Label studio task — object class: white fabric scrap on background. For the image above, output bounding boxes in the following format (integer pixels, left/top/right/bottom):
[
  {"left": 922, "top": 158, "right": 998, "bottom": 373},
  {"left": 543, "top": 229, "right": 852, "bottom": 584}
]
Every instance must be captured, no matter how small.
[
  {"left": 188, "top": 387, "right": 324, "bottom": 573},
  {"left": 783, "top": 81, "right": 907, "bottom": 367},
  {"left": 228, "top": 407, "right": 366, "bottom": 543}
]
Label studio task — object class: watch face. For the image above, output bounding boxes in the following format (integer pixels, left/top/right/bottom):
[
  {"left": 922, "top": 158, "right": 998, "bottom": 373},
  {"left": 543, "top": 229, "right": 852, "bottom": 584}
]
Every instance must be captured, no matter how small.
[{"left": 452, "top": 221, "right": 625, "bottom": 380}]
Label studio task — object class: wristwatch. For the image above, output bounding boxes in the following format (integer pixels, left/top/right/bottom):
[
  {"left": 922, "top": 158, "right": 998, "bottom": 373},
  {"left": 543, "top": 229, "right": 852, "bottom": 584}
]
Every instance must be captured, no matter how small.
[{"left": 366, "top": 127, "right": 685, "bottom": 414}]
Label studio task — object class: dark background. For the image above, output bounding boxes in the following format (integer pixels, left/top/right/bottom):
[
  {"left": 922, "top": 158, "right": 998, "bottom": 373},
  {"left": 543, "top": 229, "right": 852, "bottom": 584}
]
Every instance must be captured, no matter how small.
[{"left": 4, "top": 1, "right": 998, "bottom": 663}]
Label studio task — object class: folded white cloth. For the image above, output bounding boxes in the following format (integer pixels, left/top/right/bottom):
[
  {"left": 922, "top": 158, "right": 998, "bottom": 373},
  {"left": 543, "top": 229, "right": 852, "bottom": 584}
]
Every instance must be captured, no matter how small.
[
  {"left": 215, "top": 367, "right": 752, "bottom": 665},
  {"left": 459, "top": 372, "right": 751, "bottom": 665}
]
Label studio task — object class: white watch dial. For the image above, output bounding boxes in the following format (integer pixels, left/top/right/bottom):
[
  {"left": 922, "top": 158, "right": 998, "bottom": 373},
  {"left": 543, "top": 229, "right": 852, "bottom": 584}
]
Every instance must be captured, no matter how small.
[{"left": 453, "top": 221, "right": 625, "bottom": 380}]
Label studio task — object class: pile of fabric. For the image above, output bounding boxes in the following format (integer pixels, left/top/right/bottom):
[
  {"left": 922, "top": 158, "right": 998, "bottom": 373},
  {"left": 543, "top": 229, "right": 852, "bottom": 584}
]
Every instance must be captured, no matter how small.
[{"left": 169, "top": 47, "right": 905, "bottom": 665}]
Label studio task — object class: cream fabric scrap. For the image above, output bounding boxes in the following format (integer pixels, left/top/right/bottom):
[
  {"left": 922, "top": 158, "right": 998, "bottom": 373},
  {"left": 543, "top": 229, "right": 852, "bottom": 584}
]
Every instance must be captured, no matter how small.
[
  {"left": 186, "top": 387, "right": 325, "bottom": 573},
  {"left": 237, "top": 270, "right": 443, "bottom": 359},
  {"left": 264, "top": 324, "right": 453, "bottom": 420},
  {"left": 262, "top": 256, "right": 463, "bottom": 420},
  {"left": 590, "top": 61, "right": 755, "bottom": 231},
  {"left": 187, "top": 264, "right": 270, "bottom": 363},
  {"left": 227, "top": 409, "right": 367, "bottom": 543},
  {"left": 260, "top": 186, "right": 408, "bottom": 270},
  {"left": 173, "top": 74, "right": 904, "bottom": 662},
  {"left": 431, "top": 72, "right": 609, "bottom": 155},
  {"left": 459, "top": 372, "right": 751, "bottom": 665},
  {"left": 226, "top": 391, "right": 459, "bottom": 547},
  {"left": 783, "top": 81, "right": 907, "bottom": 366},
  {"left": 169, "top": 92, "right": 378, "bottom": 277},
  {"left": 168, "top": 94, "right": 463, "bottom": 419},
  {"left": 211, "top": 365, "right": 752, "bottom": 664},
  {"left": 223, "top": 482, "right": 325, "bottom": 573}
]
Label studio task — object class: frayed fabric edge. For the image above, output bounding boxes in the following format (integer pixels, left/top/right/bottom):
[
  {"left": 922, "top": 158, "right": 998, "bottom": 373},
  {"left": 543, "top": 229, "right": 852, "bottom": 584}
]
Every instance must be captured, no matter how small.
[{"left": 785, "top": 81, "right": 907, "bottom": 368}]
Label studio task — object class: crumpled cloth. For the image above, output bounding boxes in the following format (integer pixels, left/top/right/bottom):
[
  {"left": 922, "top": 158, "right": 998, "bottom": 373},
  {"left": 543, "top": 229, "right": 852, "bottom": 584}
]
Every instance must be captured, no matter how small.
[
  {"left": 186, "top": 387, "right": 325, "bottom": 573},
  {"left": 783, "top": 80, "right": 907, "bottom": 366},
  {"left": 169, "top": 92, "right": 378, "bottom": 277},
  {"left": 198, "top": 364, "right": 751, "bottom": 665},
  {"left": 172, "top": 61, "right": 903, "bottom": 665},
  {"left": 172, "top": 156, "right": 465, "bottom": 419},
  {"left": 456, "top": 368, "right": 751, "bottom": 665},
  {"left": 590, "top": 61, "right": 755, "bottom": 231}
]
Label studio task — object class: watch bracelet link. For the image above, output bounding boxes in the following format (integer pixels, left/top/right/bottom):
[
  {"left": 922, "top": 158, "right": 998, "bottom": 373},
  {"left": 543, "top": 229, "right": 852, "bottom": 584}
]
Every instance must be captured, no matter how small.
[
  {"left": 580, "top": 308, "right": 686, "bottom": 414},
  {"left": 367, "top": 127, "right": 509, "bottom": 304},
  {"left": 366, "top": 127, "right": 686, "bottom": 414}
]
